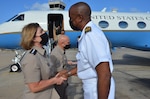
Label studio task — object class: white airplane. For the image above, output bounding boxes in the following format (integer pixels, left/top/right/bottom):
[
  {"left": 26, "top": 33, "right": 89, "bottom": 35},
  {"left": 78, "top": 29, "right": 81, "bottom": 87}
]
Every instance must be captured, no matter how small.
[{"left": 0, "top": 1, "right": 150, "bottom": 71}]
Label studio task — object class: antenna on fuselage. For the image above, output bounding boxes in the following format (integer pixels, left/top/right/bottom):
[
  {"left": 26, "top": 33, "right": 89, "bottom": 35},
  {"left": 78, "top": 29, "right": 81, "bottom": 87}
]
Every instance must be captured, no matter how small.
[
  {"left": 101, "top": 7, "right": 107, "bottom": 12},
  {"left": 112, "top": 8, "right": 118, "bottom": 12},
  {"left": 48, "top": 0, "right": 66, "bottom": 10}
]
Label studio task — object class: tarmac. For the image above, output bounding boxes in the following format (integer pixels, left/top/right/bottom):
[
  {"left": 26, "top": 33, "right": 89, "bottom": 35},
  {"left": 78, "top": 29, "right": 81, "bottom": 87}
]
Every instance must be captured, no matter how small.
[{"left": 0, "top": 48, "right": 150, "bottom": 99}]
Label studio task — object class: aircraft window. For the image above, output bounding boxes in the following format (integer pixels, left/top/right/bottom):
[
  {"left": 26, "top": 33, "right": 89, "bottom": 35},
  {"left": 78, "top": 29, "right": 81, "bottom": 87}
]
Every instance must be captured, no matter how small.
[
  {"left": 99, "top": 21, "right": 109, "bottom": 28},
  {"left": 6, "top": 15, "right": 18, "bottom": 22},
  {"left": 12, "top": 14, "right": 24, "bottom": 21},
  {"left": 55, "top": 4, "right": 59, "bottom": 7},
  {"left": 119, "top": 21, "right": 128, "bottom": 28},
  {"left": 60, "top": 5, "right": 65, "bottom": 9},
  {"left": 137, "top": 21, "right": 146, "bottom": 29},
  {"left": 50, "top": 4, "right": 54, "bottom": 8}
]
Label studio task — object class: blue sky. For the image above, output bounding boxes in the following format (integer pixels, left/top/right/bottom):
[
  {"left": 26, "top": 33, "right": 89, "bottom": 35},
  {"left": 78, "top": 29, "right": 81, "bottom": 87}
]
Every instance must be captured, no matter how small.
[{"left": 0, "top": 0, "right": 150, "bottom": 24}]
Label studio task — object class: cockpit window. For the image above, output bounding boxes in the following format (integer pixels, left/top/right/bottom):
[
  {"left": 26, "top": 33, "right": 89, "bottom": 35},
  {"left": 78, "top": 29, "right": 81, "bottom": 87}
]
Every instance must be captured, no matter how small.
[
  {"left": 6, "top": 14, "right": 24, "bottom": 22},
  {"left": 6, "top": 15, "right": 18, "bottom": 22},
  {"left": 12, "top": 14, "right": 24, "bottom": 21}
]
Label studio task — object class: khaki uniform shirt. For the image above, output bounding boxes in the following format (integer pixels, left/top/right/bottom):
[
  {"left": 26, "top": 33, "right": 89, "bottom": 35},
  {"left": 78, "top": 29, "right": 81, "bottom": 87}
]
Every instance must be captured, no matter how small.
[
  {"left": 21, "top": 46, "right": 53, "bottom": 99},
  {"left": 50, "top": 45, "right": 67, "bottom": 72}
]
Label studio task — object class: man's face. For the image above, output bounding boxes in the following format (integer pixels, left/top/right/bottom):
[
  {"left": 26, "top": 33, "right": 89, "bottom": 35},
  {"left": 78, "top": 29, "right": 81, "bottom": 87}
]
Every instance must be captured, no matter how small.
[
  {"left": 69, "top": 8, "right": 81, "bottom": 31},
  {"left": 63, "top": 38, "right": 70, "bottom": 49}
]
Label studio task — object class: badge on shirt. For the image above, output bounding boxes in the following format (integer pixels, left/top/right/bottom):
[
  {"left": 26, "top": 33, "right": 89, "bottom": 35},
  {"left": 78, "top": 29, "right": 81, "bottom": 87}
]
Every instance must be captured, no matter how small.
[{"left": 85, "top": 26, "right": 91, "bottom": 33}]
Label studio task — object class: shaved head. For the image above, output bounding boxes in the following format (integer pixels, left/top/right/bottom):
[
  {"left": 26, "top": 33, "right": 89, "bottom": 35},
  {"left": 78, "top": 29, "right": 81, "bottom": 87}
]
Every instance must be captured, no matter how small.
[
  {"left": 57, "top": 34, "right": 70, "bottom": 50},
  {"left": 69, "top": 2, "right": 91, "bottom": 30},
  {"left": 69, "top": 2, "right": 91, "bottom": 19},
  {"left": 58, "top": 34, "right": 69, "bottom": 44}
]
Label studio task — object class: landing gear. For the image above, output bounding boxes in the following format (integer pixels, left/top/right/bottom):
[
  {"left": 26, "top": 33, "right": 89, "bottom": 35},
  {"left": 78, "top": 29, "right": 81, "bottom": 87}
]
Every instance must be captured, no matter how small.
[
  {"left": 10, "top": 63, "right": 21, "bottom": 72},
  {"left": 10, "top": 50, "right": 25, "bottom": 72}
]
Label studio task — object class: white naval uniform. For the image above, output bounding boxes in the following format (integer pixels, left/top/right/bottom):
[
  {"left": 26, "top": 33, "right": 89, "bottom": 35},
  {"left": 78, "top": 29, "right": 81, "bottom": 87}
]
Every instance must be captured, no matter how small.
[{"left": 76, "top": 21, "right": 115, "bottom": 99}]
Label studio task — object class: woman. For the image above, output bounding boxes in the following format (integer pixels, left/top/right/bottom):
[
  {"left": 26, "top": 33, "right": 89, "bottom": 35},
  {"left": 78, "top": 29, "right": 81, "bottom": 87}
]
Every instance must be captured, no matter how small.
[{"left": 20, "top": 23, "right": 66, "bottom": 99}]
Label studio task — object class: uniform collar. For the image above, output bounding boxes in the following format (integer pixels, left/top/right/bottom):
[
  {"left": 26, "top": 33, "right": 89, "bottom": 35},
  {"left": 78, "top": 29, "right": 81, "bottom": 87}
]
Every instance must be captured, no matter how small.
[
  {"left": 32, "top": 46, "right": 45, "bottom": 55},
  {"left": 78, "top": 21, "right": 93, "bottom": 42},
  {"left": 56, "top": 45, "right": 65, "bottom": 55}
]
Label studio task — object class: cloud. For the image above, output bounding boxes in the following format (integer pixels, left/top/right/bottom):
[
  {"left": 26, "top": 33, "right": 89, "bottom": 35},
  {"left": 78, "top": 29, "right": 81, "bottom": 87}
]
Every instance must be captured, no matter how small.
[{"left": 28, "top": 2, "right": 50, "bottom": 11}]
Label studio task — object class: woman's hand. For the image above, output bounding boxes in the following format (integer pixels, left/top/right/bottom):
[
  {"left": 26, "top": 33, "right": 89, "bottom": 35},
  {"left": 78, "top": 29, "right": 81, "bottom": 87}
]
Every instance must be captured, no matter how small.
[{"left": 54, "top": 73, "right": 67, "bottom": 85}]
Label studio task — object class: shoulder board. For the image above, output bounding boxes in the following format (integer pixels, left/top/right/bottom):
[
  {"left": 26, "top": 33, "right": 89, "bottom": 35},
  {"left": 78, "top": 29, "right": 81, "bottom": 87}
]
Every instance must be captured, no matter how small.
[
  {"left": 29, "top": 49, "right": 37, "bottom": 55},
  {"left": 85, "top": 26, "right": 91, "bottom": 33}
]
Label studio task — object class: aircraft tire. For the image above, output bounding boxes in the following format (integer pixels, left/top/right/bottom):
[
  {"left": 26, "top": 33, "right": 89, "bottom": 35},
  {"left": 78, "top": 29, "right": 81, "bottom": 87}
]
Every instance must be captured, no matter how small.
[{"left": 10, "top": 63, "right": 21, "bottom": 72}]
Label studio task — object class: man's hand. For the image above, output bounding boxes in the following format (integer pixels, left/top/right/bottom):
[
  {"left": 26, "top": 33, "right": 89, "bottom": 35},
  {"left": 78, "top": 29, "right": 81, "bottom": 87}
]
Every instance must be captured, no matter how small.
[
  {"left": 55, "top": 73, "right": 67, "bottom": 85},
  {"left": 57, "top": 69, "right": 68, "bottom": 78},
  {"left": 67, "top": 60, "right": 77, "bottom": 65}
]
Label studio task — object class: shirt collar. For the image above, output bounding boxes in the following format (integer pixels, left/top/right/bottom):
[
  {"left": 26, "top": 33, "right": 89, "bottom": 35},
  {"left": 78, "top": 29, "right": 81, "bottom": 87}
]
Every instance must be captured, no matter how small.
[
  {"left": 78, "top": 21, "right": 93, "bottom": 42},
  {"left": 32, "top": 46, "right": 45, "bottom": 55},
  {"left": 56, "top": 45, "right": 65, "bottom": 55}
]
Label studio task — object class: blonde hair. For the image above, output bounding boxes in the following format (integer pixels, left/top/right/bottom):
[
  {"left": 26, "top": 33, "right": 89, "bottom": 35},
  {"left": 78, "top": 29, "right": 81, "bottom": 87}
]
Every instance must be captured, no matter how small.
[{"left": 20, "top": 23, "right": 39, "bottom": 50}]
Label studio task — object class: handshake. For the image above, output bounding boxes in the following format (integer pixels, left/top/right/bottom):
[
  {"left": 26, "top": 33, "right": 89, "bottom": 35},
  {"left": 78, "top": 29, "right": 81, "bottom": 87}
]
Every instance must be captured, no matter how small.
[
  {"left": 54, "top": 67, "right": 77, "bottom": 85},
  {"left": 52, "top": 70, "right": 69, "bottom": 85}
]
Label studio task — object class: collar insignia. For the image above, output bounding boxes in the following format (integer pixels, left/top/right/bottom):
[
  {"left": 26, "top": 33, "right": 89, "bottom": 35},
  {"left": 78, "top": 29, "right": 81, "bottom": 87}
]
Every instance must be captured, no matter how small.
[{"left": 30, "top": 49, "right": 37, "bottom": 55}]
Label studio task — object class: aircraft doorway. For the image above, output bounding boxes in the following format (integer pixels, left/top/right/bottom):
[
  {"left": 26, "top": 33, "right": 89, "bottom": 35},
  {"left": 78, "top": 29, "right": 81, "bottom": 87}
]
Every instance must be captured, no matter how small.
[{"left": 48, "top": 14, "right": 64, "bottom": 49}]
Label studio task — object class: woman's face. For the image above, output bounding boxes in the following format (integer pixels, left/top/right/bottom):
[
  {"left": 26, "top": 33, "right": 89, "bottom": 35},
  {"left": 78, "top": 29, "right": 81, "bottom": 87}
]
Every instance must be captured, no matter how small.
[
  {"left": 34, "top": 27, "right": 45, "bottom": 43},
  {"left": 33, "top": 26, "right": 49, "bottom": 46},
  {"left": 35, "top": 27, "right": 45, "bottom": 37}
]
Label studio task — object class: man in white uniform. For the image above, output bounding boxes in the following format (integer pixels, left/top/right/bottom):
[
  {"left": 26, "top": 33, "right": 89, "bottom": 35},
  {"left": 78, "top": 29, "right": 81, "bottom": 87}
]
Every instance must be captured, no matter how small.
[{"left": 68, "top": 2, "right": 115, "bottom": 99}]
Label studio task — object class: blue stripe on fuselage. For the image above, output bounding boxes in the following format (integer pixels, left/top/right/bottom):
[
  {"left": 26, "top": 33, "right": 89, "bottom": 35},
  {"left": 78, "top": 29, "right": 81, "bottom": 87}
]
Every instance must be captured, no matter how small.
[
  {"left": 0, "top": 33, "right": 21, "bottom": 49},
  {"left": 104, "top": 31, "right": 150, "bottom": 51},
  {"left": 1, "top": 31, "right": 150, "bottom": 51},
  {"left": 65, "top": 31, "right": 81, "bottom": 48},
  {"left": 65, "top": 31, "right": 150, "bottom": 51}
]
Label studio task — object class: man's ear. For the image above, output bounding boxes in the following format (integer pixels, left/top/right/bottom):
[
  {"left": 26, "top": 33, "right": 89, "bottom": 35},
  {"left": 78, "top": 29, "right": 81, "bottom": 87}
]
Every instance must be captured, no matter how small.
[{"left": 78, "top": 14, "right": 83, "bottom": 22}]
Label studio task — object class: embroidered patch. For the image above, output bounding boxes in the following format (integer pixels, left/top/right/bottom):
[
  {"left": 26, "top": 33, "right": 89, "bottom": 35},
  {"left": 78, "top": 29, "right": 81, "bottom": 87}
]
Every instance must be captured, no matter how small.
[{"left": 85, "top": 26, "right": 91, "bottom": 33}]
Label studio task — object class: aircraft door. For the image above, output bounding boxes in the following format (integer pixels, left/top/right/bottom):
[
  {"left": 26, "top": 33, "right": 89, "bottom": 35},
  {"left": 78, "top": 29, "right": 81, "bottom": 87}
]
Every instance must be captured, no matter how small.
[{"left": 48, "top": 14, "right": 64, "bottom": 49}]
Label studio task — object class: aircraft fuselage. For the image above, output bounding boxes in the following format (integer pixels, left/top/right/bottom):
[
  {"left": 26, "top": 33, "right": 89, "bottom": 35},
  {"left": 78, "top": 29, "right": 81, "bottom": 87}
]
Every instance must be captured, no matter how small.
[{"left": 0, "top": 10, "right": 150, "bottom": 51}]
